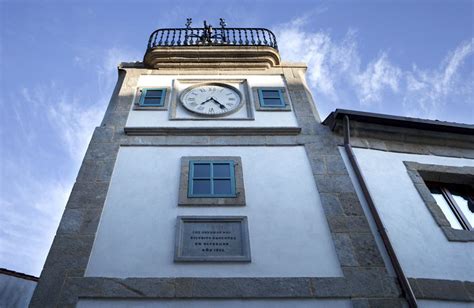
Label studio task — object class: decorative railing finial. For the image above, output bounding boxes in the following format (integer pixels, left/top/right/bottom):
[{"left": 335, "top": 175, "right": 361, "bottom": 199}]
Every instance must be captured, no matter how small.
[
  {"left": 219, "top": 18, "right": 227, "bottom": 28},
  {"left": 185, "top": 18, "right": 192, "bottom": 29},
  {"left": 201, "top": 20, "right": 214, "bottom": 44}
]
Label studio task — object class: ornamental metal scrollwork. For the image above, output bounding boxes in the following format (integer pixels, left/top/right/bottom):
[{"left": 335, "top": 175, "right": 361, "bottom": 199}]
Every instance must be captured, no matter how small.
[{"left": 147, "top": 19, "right": 278, "bottom": 50}]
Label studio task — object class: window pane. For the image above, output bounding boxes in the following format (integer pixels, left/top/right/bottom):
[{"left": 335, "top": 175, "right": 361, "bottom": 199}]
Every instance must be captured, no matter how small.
[
  {"left": 213, "top": 163, "right": 230, "bottom": 177},
  {"left": 451, "top": 192, "right": 474, "bottom": 228},
  {"left": 192, "top": 180, "right": 211, "bottom": 195},
  {"left": 430, "top": 192, "right": 463, "bottom": 230},
  {"left": 261, "top": 90, "right": 280, "bottom": 98},
  {"left": 262, "top": 98, "right": 284, "bottom": 106},
  {"left": 214, "top": 179, "right": 232, "bottom": 195},
  {"left": 143, "top": 97, "right": 163, "bottom": 105},
  {"left": 193, "top": 163, "right": 210, "bottom": 177},
  {"left": 145, "top": 90, "right": 163, "bottom": 97}
]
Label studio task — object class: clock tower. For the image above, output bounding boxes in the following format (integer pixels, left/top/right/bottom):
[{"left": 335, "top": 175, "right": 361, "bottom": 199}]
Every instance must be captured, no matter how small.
[{"left": 31, "top": 20, "right": 405, "bottom": 307}]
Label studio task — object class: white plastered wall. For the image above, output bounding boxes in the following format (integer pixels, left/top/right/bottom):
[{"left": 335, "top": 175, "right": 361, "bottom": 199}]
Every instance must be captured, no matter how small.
[
  {"left": 77, "top": 299, "right": 351, "bottom": 308},
  {"left": 85, "top": 146, "right": 342, "bottom": 278},
  {"left": 343, "top": 147, "right": 474, "bottom": 281},
  {"left": 418, "top": 300, "right": 474, "bottom": 308},
  {"left": 125, "top": 75, "right": 299, "bottom": 128}
]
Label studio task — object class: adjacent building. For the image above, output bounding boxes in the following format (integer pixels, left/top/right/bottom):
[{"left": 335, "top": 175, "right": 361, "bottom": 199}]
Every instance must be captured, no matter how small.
[
  {"left": 0, "top": 268, "right": 38, "bottom": 308},
  {"left": 30, "top": 21, "right": 473, "bottom": 307}
]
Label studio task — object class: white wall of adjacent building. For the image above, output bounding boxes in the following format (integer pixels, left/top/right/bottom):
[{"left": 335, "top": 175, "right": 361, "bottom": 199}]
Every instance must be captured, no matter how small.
[
  {"left": 77, "top": 299, "right": 351, "bottom": 308},
  {"left": 85, "top": 146, "right": 342, "bottom": 278},
  {"left": 76, "top": 299, "right": 473, "bottom": 308},
  {"left": 0, "top": 273, "right": 37, "bottom": 308},
  {"left": 340, "top": 147, "right": 474, "bottom": 281},
  {"left": 418, "top": 300, "right": 474, "bottom": 308},
  {"left": 125, "top": 75, "right": 300, "bottom": 128}
]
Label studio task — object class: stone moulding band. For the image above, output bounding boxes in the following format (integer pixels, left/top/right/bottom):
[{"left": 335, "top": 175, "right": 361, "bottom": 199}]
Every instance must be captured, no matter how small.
[
  {"left": 124, "top": 127, "right": 302, "bottom": 136},
  {"left": 143, "top": 46, "right": 281, "bottom": 69},
  {"left": 60, "top": 277, "right": 472, "bottom": 303}
]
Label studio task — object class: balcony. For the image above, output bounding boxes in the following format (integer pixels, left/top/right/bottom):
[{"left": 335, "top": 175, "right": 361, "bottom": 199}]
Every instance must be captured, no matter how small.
[
  {"left": 147, "top": 27, "right": 278, "bottom": 50},
  {"left": 143, "top": 22, "right": 281, "bottom": 69}
]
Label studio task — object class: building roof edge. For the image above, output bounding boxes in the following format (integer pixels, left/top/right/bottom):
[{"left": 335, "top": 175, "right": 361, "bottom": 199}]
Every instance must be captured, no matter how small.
[
  {"left": 0, "top": 268, "right": 39, "bottom": 282},
  {"left": 323, "top": 109, "right": 474, "bottom": 135}
]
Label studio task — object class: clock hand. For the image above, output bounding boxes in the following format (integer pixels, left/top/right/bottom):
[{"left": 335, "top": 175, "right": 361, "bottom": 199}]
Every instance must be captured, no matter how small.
[
  {"left": 200, "top": 98, "right": 213, "bottom": 105},
  {"left": 211, "top": 97, "right": 227, "bottom": 109}
]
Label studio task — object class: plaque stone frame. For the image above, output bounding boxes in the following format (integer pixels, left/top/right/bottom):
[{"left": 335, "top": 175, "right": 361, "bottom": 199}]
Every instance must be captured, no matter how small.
[{"left": 174, "top": 216, "right": 251, "bottom": 262}]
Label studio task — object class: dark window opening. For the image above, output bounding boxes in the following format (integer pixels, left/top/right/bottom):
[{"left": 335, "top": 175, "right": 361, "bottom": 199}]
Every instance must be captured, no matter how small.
[{"left": 426, "top": 182, "right": 474, "bottom": 231}]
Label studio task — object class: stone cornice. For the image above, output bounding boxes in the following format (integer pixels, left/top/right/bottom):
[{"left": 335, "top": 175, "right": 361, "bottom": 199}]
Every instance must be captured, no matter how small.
[
  {"left": 143, "top": 46, "right": 281, "bottom": 69},
  {"left": 124, "top": 126, "right": 302, "bottom": 136}
]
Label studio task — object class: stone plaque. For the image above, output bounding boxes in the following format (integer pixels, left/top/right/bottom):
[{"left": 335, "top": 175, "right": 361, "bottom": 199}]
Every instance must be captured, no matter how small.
[{"left": 174, "top": 216, "right": 251, "bottom": 262}]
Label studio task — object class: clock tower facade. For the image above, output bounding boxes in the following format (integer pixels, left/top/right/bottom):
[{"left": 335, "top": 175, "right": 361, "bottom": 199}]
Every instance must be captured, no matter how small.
[{"left": 31, "top": 22, "right": 405, "bottom": 307}]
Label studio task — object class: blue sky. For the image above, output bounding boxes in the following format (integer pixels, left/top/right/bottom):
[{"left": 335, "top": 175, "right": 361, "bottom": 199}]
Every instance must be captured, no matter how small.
[{"left": 1, "top": 0, "right": 473, "bottom": 276}]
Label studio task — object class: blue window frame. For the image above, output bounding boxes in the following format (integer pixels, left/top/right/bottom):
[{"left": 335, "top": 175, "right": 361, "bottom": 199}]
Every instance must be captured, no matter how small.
[
  {"left": 258, "top": 89, "right": 285, "bottom": 107},
  {"left": 188, "top": 161, "right": 236, "bottom": 197},
  {"left": 139, "top": 88, "right": 166, "bottom": 107}
]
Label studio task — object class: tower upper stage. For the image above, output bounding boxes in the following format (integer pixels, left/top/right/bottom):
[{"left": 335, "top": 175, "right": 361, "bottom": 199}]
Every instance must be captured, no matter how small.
[{"left": 143, "top": 25, "right": 281, "bottom": 69}]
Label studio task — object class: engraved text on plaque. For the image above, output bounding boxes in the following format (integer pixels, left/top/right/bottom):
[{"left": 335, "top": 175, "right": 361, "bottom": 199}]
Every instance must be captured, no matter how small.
[{"left": 174, "top": 216, "right": 251, "bottom": 262}]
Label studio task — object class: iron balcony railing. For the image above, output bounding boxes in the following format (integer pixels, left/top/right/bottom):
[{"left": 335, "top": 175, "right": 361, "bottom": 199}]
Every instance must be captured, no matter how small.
[{"left": 147, "top": 27, "right": 278, "bottom": 50}]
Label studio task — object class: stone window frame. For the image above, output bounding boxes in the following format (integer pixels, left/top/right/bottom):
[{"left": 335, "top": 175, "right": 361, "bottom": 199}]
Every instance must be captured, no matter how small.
[
  {"left": 252, "top": 87, "right": 292, "bottom": 111},
  {"left": 133, "top": 87, "right": 171, "bottom": 110},
  {"left": 179, "top": 156, "right": 246, "bottom": 206},
  {"left": 404, "top": 161, "right": 474, "bottom": 242}
]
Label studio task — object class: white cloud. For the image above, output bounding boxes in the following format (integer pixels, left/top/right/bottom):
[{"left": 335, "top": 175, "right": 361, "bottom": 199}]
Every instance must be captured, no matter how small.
[
  {"left": 442, "top": 39, "right": 473, "bottom": 88},
  {"left": 1, "top": 46, "right": 141, "bottom": 276},
  {"left": 274, "top": 19, "right": 473, "bottom": 121},
  {"left": 275, "top": 19, "right": 400, "bottom": 106},
  {"left": 46, "top": 89, "right": 104, "bottom": 162},
  {"left": 96, "top": 47, "right": 141, "bottom": 98},
  {"left": 0, "top": 179, "right": 70, "bottom": 276},
  {"left": 275, "top": 19, "right": 359, "bottom": 100},
  {"left": 403, "top": 39, "right": 474, "bottom": 118},
  {"left": 20, "top": 83, "right": 104, "bottom": 163},
  {"left": 19, "top": 47, "right": 141, "bottom": 164},
  {"left": 355, "top": 53, "right": 402, "bottom": 105}
]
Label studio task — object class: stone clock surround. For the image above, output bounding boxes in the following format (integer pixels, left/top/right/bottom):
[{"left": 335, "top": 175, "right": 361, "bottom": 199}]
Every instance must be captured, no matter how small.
[
  {"left": 30, "top": 63, "right": 473, "bottom": 307},
  {"left": 169, "top": 78, "right": 253, "bottom": 121}
]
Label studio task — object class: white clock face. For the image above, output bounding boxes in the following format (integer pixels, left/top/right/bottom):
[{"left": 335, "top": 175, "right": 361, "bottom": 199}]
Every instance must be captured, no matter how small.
[{"left": 180, "top": 84, "right": 242, "bottom": 116}]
